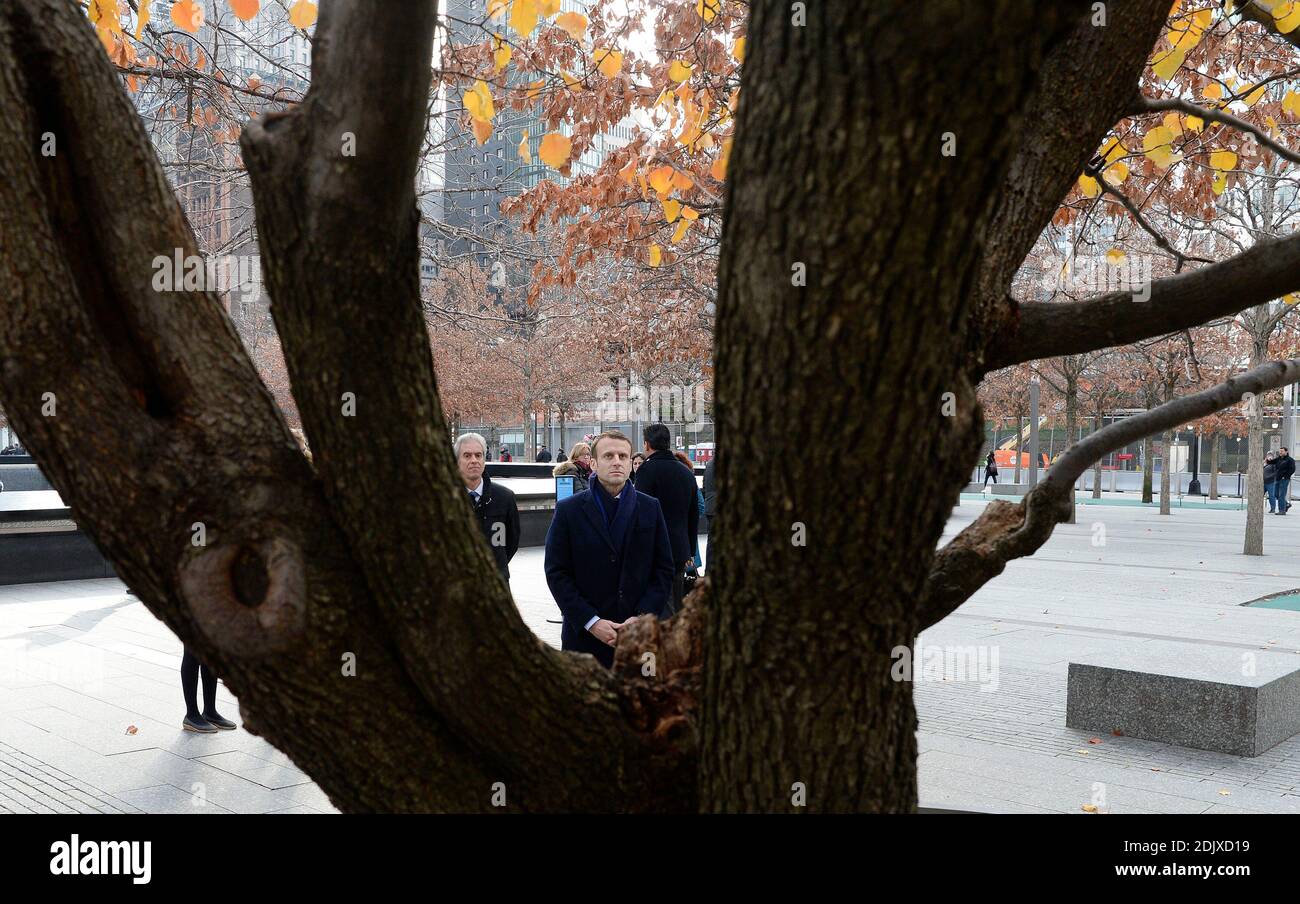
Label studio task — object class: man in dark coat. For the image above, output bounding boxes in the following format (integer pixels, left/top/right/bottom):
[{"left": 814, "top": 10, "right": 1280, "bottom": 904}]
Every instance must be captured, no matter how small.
[
  {"left": 544, "top": 430, "right": 674, "bottom": 668},
  {"left": 633, "top": 423, "right": 700, "bottom": 613},
  {"left": 456, "top": 432, "right": 520, "bottom": 578},
  {"left": 537, "top": 446, "right": 552, "bottom": 463},
  {"left": 1277, "top": 447, "right": 1296, "bottom": 515}
]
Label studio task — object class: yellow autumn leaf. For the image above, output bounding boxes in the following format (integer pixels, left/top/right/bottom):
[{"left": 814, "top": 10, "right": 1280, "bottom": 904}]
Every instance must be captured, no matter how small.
[
  {"left": 1243, "top": 82, "right": 1267, "bottom": 106},
  {"left": 1151, "top": 47, "right": 1184, "bottom": 81},
  {"left": 1286, "top": 292, "right": 1300, "bottom": 305},
  {"left": 1103, "top": 161, "right": 1129, "bottom": 185},
  {"left": 1100, "top": 137, "right": 1125, "bottom": 165},
  {"left": 488, "top": 0, "right": 509, "bottom": 19},
  {"left": 562, "top": 71, "right": 582, "bottom": 92},
  {"left": 288, "top": 0, "right": 317, "bottom": 29},
  {"left": 1078, "top": 174, "right": 1100, "bottom": 197},
  {"left": 136, "top": 0, "right": 151, "bottom": 39},
  {"left": 671, "top": 170, "right": 694, "bottom": 192},
  {"left": 1278, "top": 1, "right": 1300, "bottom": 33},
  {"left": 171, "top": 0, "right": 204, "bottom": 33},
  {"left": 1209, "top": 149, "right": 1238, "bottom": 170},
  {"left": 1203, "top": 82, "right": 1224, "bottom": 100},
  {"left": 649, "top": 244, "right": 663, "bottom": 267},
  {"left": 711, "top": 137, "right": 731, "bottom": 181},
  {"left": 494, "top": 35, "right": 512, "bottom": 72},
  {"left": 672, "top": 218, "right": 691, "bottom": 243},
  {"left": 511, "top": 0, "right": 539, "bottom": 36},
  {"left": 229, "top": 0, "right": 259, "bottom": 22},
  {"left": 472, "top": 117, "right": 493, "bottom": 145},
  {"left": 537, "top": 0, "right": 562, "bottom": 16},
  {"left": 518, "top": 130, "right": 531, "bottom": 164},
  {"left": 595, "top": 49, "right": 624, "bottom": 79},
  {"left": 668, "top": 60, "right": 692, "bottom": 84},
  {"left": 1105, "top": 248, "right": 1126, "bottom": 266},
  {"left": 1142, "top": 125, "right": 1180, "bottom": 169},
  {"left": 527, "top": 79, "right": 546, "bottom": 102},
  {"left": 1162, "top": 111, "right": 1184, "bottom": 134},
  {"left": 90, "top": 0, "right": 121, "bottom": 31},
  {"left": 680, "top": 205, "right": 699, "bottom": 221},
  {"left": 1212, "top": 170, "right": 1228, "bottom": 195},
  {"left": 1185, "top": 114, "right": 1204, "bottom": 132},
  {"left": 733, "top": 37, "right": 745, "bottom": 63},
  {"left": 648, "top": 165, "right": 674, "bottom": 198},
  {"left": 538, "top": 132, "right": 571, "bottom": 168},
  {"left": 696, "top": 0, "right": 719, "bottom": 22},
  {"left": 555, "top": 11, "right": 587, "bottom": 40},
  {"left": 663, "top": 199, "right": 682, "bottom": 223},
  {"left": 464, "top": 80, "right": 495, "bottom": 122}
]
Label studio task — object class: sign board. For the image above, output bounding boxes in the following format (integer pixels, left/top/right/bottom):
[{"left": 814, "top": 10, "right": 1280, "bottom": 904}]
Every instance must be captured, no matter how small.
[{"left": 555, "top": 475, "right": 575, "bottom": 502}]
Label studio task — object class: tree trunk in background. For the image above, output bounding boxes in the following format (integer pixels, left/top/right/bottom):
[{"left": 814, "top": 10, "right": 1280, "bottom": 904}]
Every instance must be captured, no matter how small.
[
  {"left": 1209, "top": 434, "right": 1219, "bottom": 500},
  {"left": 1064, "top": 377, "right": 1078, "bottom": 522},
  {"left": 1159, "top": 429, "right": 1172, "bottom": 515},
  {"left": 1245, "top": 341, "right": 1267, "bottom": 555},
  {"left": 1142, "top": 434, "right": 1154, "bottom": 503}
]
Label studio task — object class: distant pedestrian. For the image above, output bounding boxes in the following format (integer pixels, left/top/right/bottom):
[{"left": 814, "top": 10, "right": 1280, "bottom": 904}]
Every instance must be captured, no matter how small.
[
  {"left": 537, "top": 446, "right": 552, "bottom": 463},
  {"left": 180, "top": 646, "right": 236, "bottom": 733},
  {"left": 1276, "top": 447, "right": 1295, "bottom": 515},
  {"left": 634, "top": 425, "right": 700, "bottom": 614},
  {"left": 556, "top": 448, "right": 567, "bottom": 462},
  {"left": 674, "top": 451, "right": 705, "bottom": 579},
  {"left": 457, "top": 432, "right": 520, "bottom": 578},
  {"left": 984, "top": 451, "right": 998, "bottom": 486},
  {"left": 499, "top": 447, "right": 513, "bottom": 462},
  {"left": 630, "top": 452, "right": 645, "bottom": 483},
  {"left": 1264, "top": 451, "right": 1279, "bottom": 513}
]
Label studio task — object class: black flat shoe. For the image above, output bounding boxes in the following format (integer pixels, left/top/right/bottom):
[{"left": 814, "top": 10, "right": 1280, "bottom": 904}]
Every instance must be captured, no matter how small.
[
  {"left": 183, "top": 715, "right": 217, "bottom": 733},
  {"left": 202, "top": 712, "right": 237, "bottom": 731}
]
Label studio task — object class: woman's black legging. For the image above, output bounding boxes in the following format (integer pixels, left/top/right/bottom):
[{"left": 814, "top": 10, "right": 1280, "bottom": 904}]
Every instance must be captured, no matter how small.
[{"left": 181, "top": 646, "right": 217, "bottom": 720}]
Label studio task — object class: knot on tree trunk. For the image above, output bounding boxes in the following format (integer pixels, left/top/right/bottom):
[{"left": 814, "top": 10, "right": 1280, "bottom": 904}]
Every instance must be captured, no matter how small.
[
  {"left": 179, "top": 535, "right": 306, "bottom": 656},
  {"left": 612, "top": 578, "right": 707, "bottom": 748}
]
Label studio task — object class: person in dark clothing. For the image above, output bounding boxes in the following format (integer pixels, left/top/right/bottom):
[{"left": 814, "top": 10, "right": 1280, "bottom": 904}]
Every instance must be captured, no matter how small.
[
  {"left": 499, "top": 447, "right": 513, "bottom": 462},
  {"left": 553, "top": 457, "right": 589, "bottom": 493},
  {"left": 1264, "top": 451, "right": 1279, "bottom": 513},
  {"left": 568, "top": 441, "right": 593, "bottom": 489},
  {"left": 545, "top": 430, "right": 674, "bottom": 668},
  {"left": 1275, "top": 447, "right": 1295, "bottom": 515},
  {"left": 984, "top": 451, "right": 999, "bottom": 486},
  {"left": 556, "top": 448, "right": 567, "bottom": 462},
  {"left": 457, "top": 432, "right": 521, "bottom": 577},
  {"left": 181, "top": 646, "right": 236, "bottom": 733},
  {"left": 630, "top": 452, "right": 645, "bottom": 483},
  {"left": 537, "top": 446, "right": 552, "bottom": 463},
  {"left": 633, "top": 424, "right": 700, "bottom": 614}
]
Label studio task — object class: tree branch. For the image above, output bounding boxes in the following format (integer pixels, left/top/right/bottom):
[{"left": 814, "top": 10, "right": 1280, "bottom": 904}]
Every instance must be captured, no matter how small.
[
  {"left": 985, "top": 229, "right": 1300, "bottom": 370},
  {"left": 1130, "top": 93, "right": 1300, "bottom": 166},
  {"left": 919, "top": 356, "right": 1300, "bottom": 629}
]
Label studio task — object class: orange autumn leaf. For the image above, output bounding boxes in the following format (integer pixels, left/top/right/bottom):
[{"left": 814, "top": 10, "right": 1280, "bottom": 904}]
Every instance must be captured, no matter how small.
[
  {"left": 472, "top": 117, "right": 493, "bottom": 144},
  {"left": 555, "top": 11, "right": 587, "bottom": 40},
  {"left": 288, "top": 0, "right": 317, "bottom": 29},
  {"left": 595, "top": 49, "right": 624, "bottom": 79},
  {"left": 518, "top": 130, "right": 531, "bottom": 164},
  {"left": 228, "top": 0, "right": 259, "bottom": 21},
  {"left": 648, "top": 165, "right": 674, "bottom": 197},
  {"left": 538, "top": 132, "right": 572, "bottom": 168},
  {"left": 171, "top": 0, "right": 204, "bottom": 33}
]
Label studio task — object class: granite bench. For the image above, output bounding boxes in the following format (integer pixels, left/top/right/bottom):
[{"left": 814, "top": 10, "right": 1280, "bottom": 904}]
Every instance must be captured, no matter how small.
[{"left": 1066, "top": 644, "right": 1300, "bottom": 757}]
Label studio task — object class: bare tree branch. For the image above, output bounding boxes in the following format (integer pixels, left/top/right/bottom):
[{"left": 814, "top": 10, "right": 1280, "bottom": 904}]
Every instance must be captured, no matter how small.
[{"left": 920, "top": 356, "right": 1300, "bottom": 629}]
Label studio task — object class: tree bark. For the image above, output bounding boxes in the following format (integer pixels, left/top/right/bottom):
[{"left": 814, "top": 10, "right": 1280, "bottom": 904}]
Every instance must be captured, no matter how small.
[
  {"left": 1159, "top": 429, "right": 1172, "bottom": 515},
  {"left": 1246, "top": 342, "right": 1267, "bottom": 555},
  {"left": 1142, "top": 435, "right": 1154, "bottom": 504}
]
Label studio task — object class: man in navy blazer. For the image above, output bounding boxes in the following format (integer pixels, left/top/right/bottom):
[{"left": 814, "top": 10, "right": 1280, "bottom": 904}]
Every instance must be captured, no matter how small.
[{"left": 545, "top": 429, "right": 675, "bottom": 668}]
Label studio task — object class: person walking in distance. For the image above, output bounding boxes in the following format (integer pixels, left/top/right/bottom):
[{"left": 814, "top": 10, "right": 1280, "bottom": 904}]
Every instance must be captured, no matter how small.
[
  {"left": 632, "top": 424, "right": 701, "bottom": 614},
  {"left": 1276, "top": 447, "right": 1295, "bottom": 514},
  {"left": 984, "top": 450, "right": 998, "bottom": 487},
  {"left": 544, "top": 430, "right": 674, "bottom": 668},
  {"left": 1264, "top": 450, "right": 1279, "bottom": 514}
]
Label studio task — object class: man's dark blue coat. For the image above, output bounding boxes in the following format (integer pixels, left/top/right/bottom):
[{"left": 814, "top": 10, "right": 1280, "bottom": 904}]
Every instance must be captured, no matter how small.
[{"left": 544, "top": 482, "right": 674, "bottom": 667}]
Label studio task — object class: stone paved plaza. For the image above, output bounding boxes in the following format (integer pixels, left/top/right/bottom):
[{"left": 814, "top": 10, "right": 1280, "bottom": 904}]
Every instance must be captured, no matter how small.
[{"left": 5, "top": 501, "right": 1300, "bottom": 813}]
